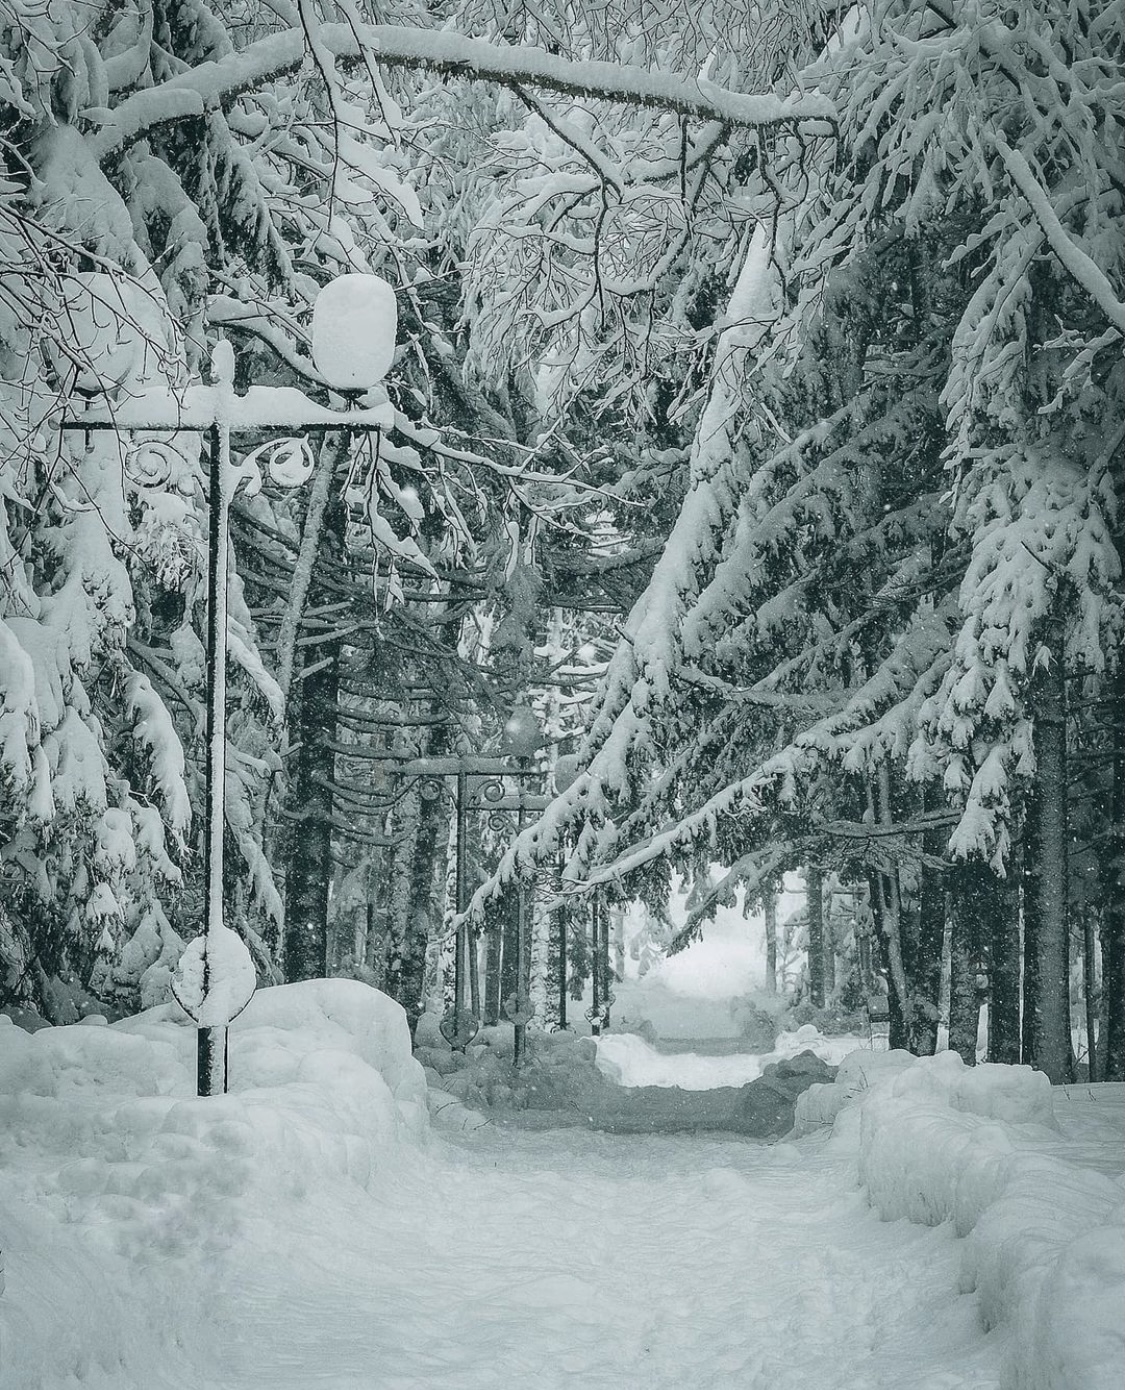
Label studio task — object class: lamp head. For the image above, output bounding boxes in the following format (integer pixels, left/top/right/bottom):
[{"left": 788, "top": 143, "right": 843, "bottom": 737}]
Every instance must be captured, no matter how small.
[
  {"left": 500, "top": 701, "right": 543, "bottom": 759},
  {"left": 310, "top": 274, "right": 397, "bottom": 392}
]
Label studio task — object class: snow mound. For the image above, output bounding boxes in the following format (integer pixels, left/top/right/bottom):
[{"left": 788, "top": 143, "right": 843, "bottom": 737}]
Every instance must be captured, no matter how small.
[
  {"left": 766, "top": 1024, "right": 870, "bottom": 1070},
  {"left": 230, "top": 976, "right": 426, "bottom": 1114},
  {"left": 793, "top": 1046, "right": 1055, "bottom": 1139},
  {"left": 426, "top": 1085, "right": 492, "bottom": 1132},
  {"left": 596, "top": 1024, "right": 868, "bottom": 1091},
  {"left": 795, "top": 1048, "right": 1125, "bottom": 1390},
  {"left": 594, "top": 1031, "right": 766, "bottom": 1089},
  {"left": 0, "top": 980, "right": 428, "bottom": 1388},
  {"left": 1, "top": 979, "right": 426, "bottom": 1252}
]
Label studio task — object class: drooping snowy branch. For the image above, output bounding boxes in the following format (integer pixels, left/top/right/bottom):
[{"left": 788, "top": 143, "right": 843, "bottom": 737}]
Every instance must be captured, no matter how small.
[
  {"left": 91, "top": 24, "right": 837, "bottom": 162},
  {"left": 991, "top": 135, "right": 1125, "bottom": 334}
]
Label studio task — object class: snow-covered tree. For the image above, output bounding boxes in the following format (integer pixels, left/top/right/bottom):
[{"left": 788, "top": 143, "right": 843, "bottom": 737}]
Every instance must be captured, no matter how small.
[
  {"left": 5, "top": 0, "right": 1118, "bottom": 1073},
  {"left": 464, "top": 0, "right": 1123, "bottom": 1078}
]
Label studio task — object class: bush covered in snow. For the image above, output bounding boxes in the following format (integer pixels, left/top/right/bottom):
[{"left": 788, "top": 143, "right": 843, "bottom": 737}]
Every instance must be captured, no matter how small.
[
  {"left": 415, "top": 1015, "right": 608, "bottom": 1121},
  {"left": 415, "top": 1017, "right": 841, "bottom": 1139},
  {"left": 795, "top": 1050, "right": 1124, "bottom": 1390},
  {"left": 781, "top": 997, "right": 869, "bottom": 1039}
]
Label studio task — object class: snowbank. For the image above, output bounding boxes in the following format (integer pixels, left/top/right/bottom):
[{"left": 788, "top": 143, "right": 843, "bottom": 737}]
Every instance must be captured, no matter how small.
[
  {"left": 594, "top": 1030, "right": 767, "bottom": 1089},
  {"left": 597, "top": 1023, "right": 867, "bottom": 1090},
  {"left": 415, "top": 1015, "right": 838, "bottom": 1138},
  {"left": 1, "top": 975, "right": 427, "bottom": 1210},
  {"left": 795, "top": 1049, "right": 1125, "bottom": 1390},
  {"left": 0, "top": 980, "right": 427, "bottom": 1387}
]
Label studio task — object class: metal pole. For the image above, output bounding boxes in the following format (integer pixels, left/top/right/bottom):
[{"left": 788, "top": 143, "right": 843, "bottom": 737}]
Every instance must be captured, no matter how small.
[
  {"left": 57, "top": 345, "right": 393, "bottom": 1094},
  {"left": 601, "top": 898, "right": 612, "bottom": 1032},
  {"left": 590, "top": 889, "right": 601, "bottom": 1036},
  {"left": 558, "top": 882, "right": 568, "bottom": 1031},
  {"left": 453, "top": 767, "right": 476, "bottom": 1027},
  {"left": 199, "top": 421, "right": 230, "bottom": 1096},
  {"left": 512, "top": 758, "right": 531, "bottom": 1067}
]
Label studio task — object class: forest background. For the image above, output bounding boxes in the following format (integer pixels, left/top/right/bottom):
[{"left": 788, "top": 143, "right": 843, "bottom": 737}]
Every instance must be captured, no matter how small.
[{"left": 1, "top": 0, "right": 1121, "bottom": 1084}]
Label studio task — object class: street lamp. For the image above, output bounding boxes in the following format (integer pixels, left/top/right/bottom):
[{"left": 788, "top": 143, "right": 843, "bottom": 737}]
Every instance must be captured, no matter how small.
[
  {"left": 551, "top": 753, "right": 580, "bottom": 1032},
  {"left": 498, "top": 699, "right": 544, "bottom": 1068},
  {"left": 59, "top": 271, "right": 397, "bottom": 1095},
  {"left": 335, "top": 728, "right": 548, "bottom": 1055},
  {"left": 361, "top": 701, "right": 546, "bottom": 1057}
]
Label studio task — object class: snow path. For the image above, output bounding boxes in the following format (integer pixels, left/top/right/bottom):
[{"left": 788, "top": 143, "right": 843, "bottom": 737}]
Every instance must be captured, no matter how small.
[
  {"left": 214, "top": 1127, "right": 1003, "bottom": 1390},
  {"left": 6, "top": 995, "right": 1119, "bottom": 1390}
]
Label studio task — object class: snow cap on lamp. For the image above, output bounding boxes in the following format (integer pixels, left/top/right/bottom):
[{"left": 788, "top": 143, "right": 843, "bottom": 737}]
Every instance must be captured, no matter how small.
[{"left": 311, "top": 273, "right": 397, "bottom": 392}]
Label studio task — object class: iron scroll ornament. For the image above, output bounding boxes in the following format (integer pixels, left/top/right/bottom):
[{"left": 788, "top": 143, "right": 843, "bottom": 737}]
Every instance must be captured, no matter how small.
[{"left": 468, "top": 776, "right": 510, "bottom": 832}]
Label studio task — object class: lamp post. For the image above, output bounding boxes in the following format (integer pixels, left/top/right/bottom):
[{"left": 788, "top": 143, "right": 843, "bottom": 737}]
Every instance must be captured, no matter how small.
[
  {"left": 358, "top": 714, "right": 547, "bottom": 1054},
  {"left": 498, "top": 700, "right": 543, "bottom": 1069},
  {"left": 556, "top": 868, "right": 569, "bottom": 1032},
  {"left": 59, "top": 272, "right": 397, "bottom": 1096},
  {"left": 551, "top": 752, "right": 580, "bottom": 1032}
]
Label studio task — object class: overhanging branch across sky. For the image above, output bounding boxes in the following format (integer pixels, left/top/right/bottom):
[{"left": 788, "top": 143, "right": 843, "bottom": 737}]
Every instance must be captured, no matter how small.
[{"left": 91, "top": 23, "right": 838, "bottom": 161}]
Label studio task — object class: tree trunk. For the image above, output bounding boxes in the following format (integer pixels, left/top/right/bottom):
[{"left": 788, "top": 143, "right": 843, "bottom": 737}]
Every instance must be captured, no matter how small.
[
  {"left": 391, "top": 779, "right": 445, "bottom": 1033},
  {"left": 857, "top": 881, "right": 874, "bottom": 992},
  {"left": 483, "top": 909, "right": 503, "bottom": 1026},
  {"left": 988, "top": 852, "right": 1022, "bottom": 1065},
  {"left": 283, "top": 634, "right": 339, "bottom": 980},
  {"left": 806, "top": 865, "right": 825, "bottom": 1008},
  {"left": 763, "top": 883, "right": 778, "bottom": 995},
  {"left": 281, "top": 462, "right": 348, "bottom": 983},
  {"left": 254, "top": 436, "right": 345, "bottom": 859},
  {"left": 871, "top": 867, "right": 911, "bottom": 1051},
  {"left": 1082, "top": 907, "right": 1099, "bottom": 1082},
  {"left": 909, "top": 855, "right": 947, "bottom": 1056},
  {"left": 612, "top": 905, "right": 625, "bottom": 983},
  {"left": 568, "top": 905, "right": 590, "bottom": 1004},
  {"left": 948, "top": 861, "right": 1003, "bottom": 1064},
  {"left": 549, "top": 894, "right": 568, "bottom": 1030},
  {"left": 499, "top": 885, "right": 520, "bottom": 1020},
  {"left": 1022, "top": 632, "right": 1071, "bottom": 1083},
  {"left": 1101, "top": 663, "right": 1125, "bottom": 1080},
  {"left": 870, "top": 770, "right": 913, "bottom": 1049}
]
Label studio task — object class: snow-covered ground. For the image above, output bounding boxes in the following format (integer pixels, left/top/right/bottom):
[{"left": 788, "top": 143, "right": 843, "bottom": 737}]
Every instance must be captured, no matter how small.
[{"left": 1, "top": 981, "right": 1121, "bottom": 1390}]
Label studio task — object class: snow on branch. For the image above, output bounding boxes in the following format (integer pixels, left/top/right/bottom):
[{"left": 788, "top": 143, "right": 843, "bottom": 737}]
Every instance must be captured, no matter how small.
[
  {"left": 90, "top": 24, "right": 837, "bottom": 161},
  {"left": 992, "top": 135, "right": 1125, "bottom": 334},
  {"left": 208, "top": 296, "right": 327, "bottom": 387}
]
